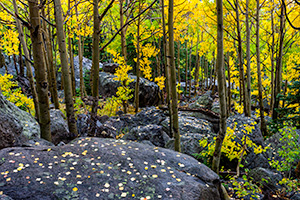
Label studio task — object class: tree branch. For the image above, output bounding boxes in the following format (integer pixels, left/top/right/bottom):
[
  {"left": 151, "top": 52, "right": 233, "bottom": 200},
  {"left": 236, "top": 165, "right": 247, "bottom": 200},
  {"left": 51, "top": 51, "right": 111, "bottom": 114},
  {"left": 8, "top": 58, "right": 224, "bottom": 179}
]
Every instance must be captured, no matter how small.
[
  {"left": 100, "top": 0, "right": 158, "bottom": 52},
  {"left": 99, "top": 0, "right": 115, "bottom": 22},
  {"left": 40, "top": 15, "right": 56, "bottom": 27},
  {"left": 282, "top": 0, "right": 300, "bottom": 30}
]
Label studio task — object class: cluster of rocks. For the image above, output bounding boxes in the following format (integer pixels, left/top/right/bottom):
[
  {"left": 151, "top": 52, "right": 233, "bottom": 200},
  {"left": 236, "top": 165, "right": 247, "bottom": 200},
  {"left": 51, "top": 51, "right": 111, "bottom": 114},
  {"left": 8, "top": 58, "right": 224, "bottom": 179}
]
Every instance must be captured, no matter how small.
[
  {"left": 0, "top": 93, "right": 223, "bottom": 199},
  {"left": 1, "top": 66, "right": 300, "bottom": 199}
]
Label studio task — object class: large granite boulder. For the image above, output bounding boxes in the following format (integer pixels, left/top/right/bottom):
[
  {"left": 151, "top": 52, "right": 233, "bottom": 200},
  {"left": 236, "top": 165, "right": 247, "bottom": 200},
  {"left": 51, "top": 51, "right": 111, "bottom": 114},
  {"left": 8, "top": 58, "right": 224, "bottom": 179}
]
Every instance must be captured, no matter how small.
[
  {"left": 162, "top": 114, "right": 215, "bottom": 157},
  {"left": 248, "top": 167, "right": 282, "bottom": 190},
  {"left": 227, "top": 115, "right": 264, "bottom": 146},
  {"left": 123, "top": 125, "right": 170, "bottom": 147},
  {"left": 166, "top": 133, "right": 215, "bottom": 159},
  {"left": 264, "top": 128, "right": 300, "bottom": 175},
  {"left": 99, "top": 72, "right": 160, "bottom": 107},
  {"left": 50, "top": 109, "right": 71, "bottom": 145},
  {"left": 0, "top": 93, "right": 40, "bottom": 139},
  {"left": 73, "top": 56, "right": 103, "bottom": 89},
  {"left": 77, "top": 107, "right": 167, "bottom": 139},
  {"left": 0, "top": 112, "right": 25, "bottom": 150},
  {"left": 161, "top": 114, "right": 214, "bottom": 137},
  {"left": 226, "top": 115, "right": 269, "bottom": 169},
  {"left": 190, "top": 91, "right": 214, "bottom": 109},
  {"left": 0, "top": 137, "right": 221, "bottom": 200}
]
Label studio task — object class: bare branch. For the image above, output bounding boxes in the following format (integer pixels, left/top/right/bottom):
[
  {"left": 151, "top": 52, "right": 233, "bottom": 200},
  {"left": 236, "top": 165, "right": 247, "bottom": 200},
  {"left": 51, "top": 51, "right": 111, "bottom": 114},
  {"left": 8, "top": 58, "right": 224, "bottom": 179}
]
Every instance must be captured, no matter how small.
[{"left": 100, "top": 0, "right": 158, "bottom": 52}]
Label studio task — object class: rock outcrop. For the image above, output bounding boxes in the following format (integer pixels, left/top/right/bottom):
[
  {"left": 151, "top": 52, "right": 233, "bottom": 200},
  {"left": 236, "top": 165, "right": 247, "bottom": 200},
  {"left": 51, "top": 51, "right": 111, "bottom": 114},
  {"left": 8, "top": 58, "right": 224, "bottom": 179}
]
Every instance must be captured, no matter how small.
[
  {"left": 0, "top": 93, "right": 40, "bottom": 149},
  {"left": 0, "top": 137, "right": 221, "bottom": 200},
  {"left": 99, "top": 72, "right": 160, "bottom": 107}
]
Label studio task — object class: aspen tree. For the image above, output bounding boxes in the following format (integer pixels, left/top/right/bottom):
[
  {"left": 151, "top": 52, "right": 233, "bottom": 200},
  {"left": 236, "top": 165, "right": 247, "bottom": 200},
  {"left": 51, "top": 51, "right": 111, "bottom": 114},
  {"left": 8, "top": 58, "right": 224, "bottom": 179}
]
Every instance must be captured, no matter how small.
[
  {"left": 169, "top": 0, "right": 180, "bottom": 152},
  {"left": 212, "top": 0, "right": 227, "bottom": 174},
  {"left": 28, "top": 0, "right": 51, "bottom": 141},
  {"left": 13, "top": 0, "right": 40, "bottom": 119},
  {"left": 54, "top": 0, "right": 78, "bottom": 137}
]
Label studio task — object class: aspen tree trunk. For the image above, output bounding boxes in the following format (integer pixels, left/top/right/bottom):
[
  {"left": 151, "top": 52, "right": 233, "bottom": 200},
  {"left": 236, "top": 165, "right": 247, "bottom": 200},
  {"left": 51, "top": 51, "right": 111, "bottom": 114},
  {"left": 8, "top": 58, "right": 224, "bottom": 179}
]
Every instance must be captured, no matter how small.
[
  {"left": 212, "top": 0, "right": 227, "bottom": 174},
  {"left": 205, "top": 57, "right": 208, "bottom": 89},
  {"left": 256, "top": 0, "right": 267, "bottom": 136},
  {"left": 169, "top": 0, "right": 180, "bottom": 152},
  {"left": 201, "top": 56, "right": 204, "bottom": 92},
  {"left": 120, "top": 0, "right": 127, "bottom": 62},
  {"left": 194, "top": 33, "right": 200, "bottom": 96},
  {"left": 46, "top": 7, "right": 60, "bottom": 109},
  {"left": 41, "top": 9, "right": 58, "bottom": 109},
  {"left": 270, "top": 4, "right": 275, "bottom": 115},
  {"left": 75, "top": 0, "right": 86, "bottom": 99},
  {"left": 282, "top": 79, "right": 288, "bottom": 107},
  {"left": 68, "top": 0, "right": 76, "bottom": 96},
  {"left": 212, "top": 58, "right": 218, "bottom": 95},
  {"left": 90, "top": 0, "right": 101, "bottom": 135},
  {"left": 0, "top": 49, "right": 6, "bottom": 70},
  {"left": 235, "top": 0, "right": 247, "bottom": 115},
  {"left": 19, "top": 44, "right": 24, "bottom": 77},
  {"left": 54, "top": 0, "right": 78, "bottom": 137},
  {"left": 177, "top": 41, "right": 181, "bottom": 84},
  {"left": 41, "top": 38, "right": 53, "bottom": 106},
  {"left": 188, "top": 40, "right": 192, "bottom": 98},
  {"left": 245, "top": 0, "right": 251, "bottom": 116},
  {"left": 227, "top": 52, "right": 231, "bottom": 116},
  {"left": 156, "top": 39, "right": 163, "bottom": 105},
  {"left": 134, "top": 0, "right": 141, "bottom": 113},
  {"left": 185, "top": 41, "right": 188, "bottom": 96},
  {"left": 28, "top": 0, "right": 51, "bottom": 141},
  {"left": 210, "top": 54, "right": 215, "bottom": 90},
  {"left": 78, "top": 36, "right": 86, "bottom": 98},
  {"left": 273, "top": 4, "right": 285, "bottom": 120},
  {"left": 161, "top": 0, "right": 172, "bottom": 134},
  {"left": 13, "top": 0, "right": 40, "bottom": 119}
]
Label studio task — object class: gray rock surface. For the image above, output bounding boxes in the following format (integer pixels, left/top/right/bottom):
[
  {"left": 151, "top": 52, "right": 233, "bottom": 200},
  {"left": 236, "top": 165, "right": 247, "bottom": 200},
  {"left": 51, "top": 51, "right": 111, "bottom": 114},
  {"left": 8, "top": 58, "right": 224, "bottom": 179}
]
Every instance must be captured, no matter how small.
[
  {"left": 0, "top": 194, "right": 14, "bottom": 200},
  {"left": 211, "top": 100, "right": 220, "bottom": 114},
  {"left": 99, "top": 72, "right": 160, "bottom": 107},
  {"left": 50, "top": 109, "right": 70, "bottom": 145},
  {"left": 0, "top": 112, "right": 25, "bottom": 149},
  {"left": 123, "top": 125, "right": 170, "bottom": 147},
  {"left": 226, "top": 115, "right": 268, "bottom": 169},
  {"left": 264, "top": 127, "right": 300, "bottom": 174},
  {"left": 227, "top": 177, "right": 264, "bottom": 200},
  {"left": 0, "top": 93, "right": 40, "bottom": 139},
  {"left": 248, "top": 167, "right": 282, "bottom": 190},
  {"left": 291, "top": 192, "right": 300, "bottom": 200},
  {"left": 0, "top": 137, "right": 221, "bottom": 200},
  {"left": 226, "top": 115, "right": 264, "bottom": 146},
  {"left": 0, "top": 55, "right": 28, "bottom": 76},
  {"left": 73, "top": 56, "right": 103, "bottom": 89},
  {"left": 194, "top": 91, "right": 213, "bottom": 109},
  {"left": 161, "top": 114, "right": 213, "bottom": 136},
  {"left": 162, "top": 114, "right": 215, "bottom": 157},
  {"left": 166, "top": 133, "right": 214, "bottom": 158}
]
